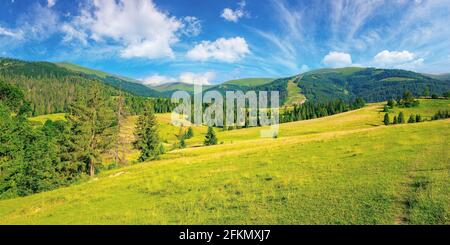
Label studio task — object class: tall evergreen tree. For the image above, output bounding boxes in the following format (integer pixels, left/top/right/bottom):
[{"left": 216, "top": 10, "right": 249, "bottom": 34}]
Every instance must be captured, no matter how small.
[
  {"left": 204, "top": 126, "right": 218, "bottom": 146},
  {"left": 393, "top": 116, "right": 398, "bottom": 124},
  {"left": 66, "top": 85, "right": 118, "bottom": 177},
  {"left": 383, "top": 113, "right": 390, "bottom": 125},
  {"left": 415, "top": 114, "right": 422, "bottom": 123},
  {"left": 134, "top": 103, "right": 162, "bottom": 162},
  {"left": 408, "top": 114, "right": 416, "bottom": 123}
]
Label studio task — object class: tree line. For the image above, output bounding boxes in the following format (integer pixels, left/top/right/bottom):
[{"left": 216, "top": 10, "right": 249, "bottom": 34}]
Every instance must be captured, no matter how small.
[
  {"left": 0, "top": 81, "right": 163, "bottom": 199},
  {"left": 281, "top": 98, "right": 365, "bottom": 123}
]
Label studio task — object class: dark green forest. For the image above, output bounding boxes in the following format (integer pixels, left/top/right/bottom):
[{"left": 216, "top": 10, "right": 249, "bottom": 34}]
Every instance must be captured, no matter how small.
[
  {"left": 297, "top": 68, "right": 450, "bottom": 102},
  {"left": 0, "top": 58, "right": 174, "bottom": 116}
]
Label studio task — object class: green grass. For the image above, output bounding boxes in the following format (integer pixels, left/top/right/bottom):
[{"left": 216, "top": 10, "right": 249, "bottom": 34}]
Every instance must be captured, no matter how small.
[
  {"left": 223, "top": 78, "right": 274, "bottom": 87},
  {"left": 28, "top": 113, "right": 67, "bottom": 124},
  {"left": 0, "top": 100, "right": 448, "bottom": 224},
  {"left": 380, "top": 77, "right": 415, "bottom": 82},
  {"left": 387, "top": 99, "right": 449, "bottom": 120}
]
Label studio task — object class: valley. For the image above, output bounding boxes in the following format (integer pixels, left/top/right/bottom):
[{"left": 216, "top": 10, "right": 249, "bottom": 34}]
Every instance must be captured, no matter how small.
[{"left": 0, "top": 99, "right": 448, "bottom": 224}]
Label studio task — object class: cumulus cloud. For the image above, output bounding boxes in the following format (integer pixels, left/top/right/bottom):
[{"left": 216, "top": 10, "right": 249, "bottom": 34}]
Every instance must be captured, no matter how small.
[
  {"left": 179, "top": 71, "right": 215, "bottom": 85},
  {"left": 142, "top": 75, "right": 176, "bottom": 86},
  {"left": 373, "top": 50, "right": 416, "bottom": 66},
  {"left": 47, "top": 0, "right": 56, "bottom": 8},
  {"left": 142, "top": 71, "right": 215, "bottom": 86},
  {"left": 186, "top": 37, "right": 250, "bottom": 62},
  {"left": 322, "top": 51, "right": 353, "bottom": 68},
  {"left": 221, "top": 1, "right": 247, "bottom": 22},
  {"left": 65, "top": 0, "right": 183, "bottom": 59}
]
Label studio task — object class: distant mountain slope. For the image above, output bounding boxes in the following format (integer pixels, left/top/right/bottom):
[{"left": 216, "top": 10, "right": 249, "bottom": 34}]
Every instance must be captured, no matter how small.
[
  {"left": 153, "top": 82, "right": 214, "bottom": 97},
  {"left": 223, "top": 78, "right": 274, "bottom": 86},
  {"left": 154, "top": 78, "right": 275, "bottom": 97},
  {"left": 296, "top": 67, "right": 450, "bottom": 102},
  {"left": 55, "top": 62, "right": 164, "bottom": 98},
  {"left": 423, "top": 73, "right": 450, "bottom": 81}
]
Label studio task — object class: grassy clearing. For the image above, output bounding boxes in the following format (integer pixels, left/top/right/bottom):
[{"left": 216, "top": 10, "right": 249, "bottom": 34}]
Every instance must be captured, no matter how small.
[
  {"left": 28, "top": 113, "right": 66, "bottom": 124},
  {"left": 1, "top": 100, "right": 448, "bottom": 224},
  {"left": 285, "top": 78, "right": 306, "bottom": 105},
  {"left": 223, "top": 78, "right": 274, "bottom": 87}
]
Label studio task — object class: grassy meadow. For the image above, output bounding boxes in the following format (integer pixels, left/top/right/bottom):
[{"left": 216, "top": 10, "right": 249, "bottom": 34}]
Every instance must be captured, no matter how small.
[{"left": 1, "top": 99, "right": 448, "bottom": 224}]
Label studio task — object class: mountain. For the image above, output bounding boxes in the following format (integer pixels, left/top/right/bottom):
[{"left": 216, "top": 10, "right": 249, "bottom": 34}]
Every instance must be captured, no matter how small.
[
  {"left": 55, "top": 62, "right": 164, "bottom": 98},
  {"left": 153, "top": 78, "right": 274, "bottom": 97},
  {"left": 294, "top": 67, "right": 450, "bottom": 102},
  {"left": 222, "top": 78, "right": 275, "bottom": 87},
  {"left": 423, "top": 73, "right": 450, "bottom": 81},
  {"left": 150, "top": 67, "right": 450, "bottom": 105},
  {"left": 153, "top": 82, "right": 214, "bottom": 97}
]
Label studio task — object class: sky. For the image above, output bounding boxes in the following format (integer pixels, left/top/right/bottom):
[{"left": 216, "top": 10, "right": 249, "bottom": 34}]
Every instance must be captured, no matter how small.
[{"left": 0, "top": 0, "right": 449, "bottom": 85}]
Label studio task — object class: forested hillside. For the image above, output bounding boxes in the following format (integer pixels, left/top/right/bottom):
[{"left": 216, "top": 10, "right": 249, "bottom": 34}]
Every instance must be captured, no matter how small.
[
  {"left": 56, "top": 62, "right": 164, "bottom": 98},
  {"left": 297, "top": 67, "right": 450, "bottom": 102},
  {"left": 0, "top": 58, "right": 173, "bottom": 116}
]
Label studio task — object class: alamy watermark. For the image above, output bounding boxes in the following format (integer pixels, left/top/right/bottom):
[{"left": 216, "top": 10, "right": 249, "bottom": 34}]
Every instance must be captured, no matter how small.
[{"left": 171, "top": 83, "right": 280, "bottom": 138}]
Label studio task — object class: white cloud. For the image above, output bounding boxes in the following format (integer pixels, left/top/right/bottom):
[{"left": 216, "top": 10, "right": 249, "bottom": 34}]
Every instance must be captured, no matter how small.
[
  {"left": 61, "top": 23, "right": 88, "bottom": 45},
  {"left": 322, "top": 51, "right": 353, "bottom": 68},
  {"left": 181, "top": 16, "right": 202, "bottom": 37},
  {"left": 373, "top": 50, "right": 415, "bottom": 66},
  {"left": 299, "top": 64, "right": 310, "bottom": 73},
  {"left": 221, "top": 1, "right": 247, "bottom": 22},
  {"left": 47, "top": 0, "right": 56, "bottom": 8},
  {"left": 67, "top": 0, "right": 183, "bottom": 59},
  {"left": 186, "top": 37, "right": 250, "bottom": 62},
  {"left": 142, "top": 71, "right": 215, "bottom": 86},
  {"left": 179, "top": 71, "right": 215, "bottom": 85},
  {"left": 142, "top": 75, "right": 176, "bottom": 86},
  {"left": 0, "top": 26, "right": 22, "bottom": 38}
]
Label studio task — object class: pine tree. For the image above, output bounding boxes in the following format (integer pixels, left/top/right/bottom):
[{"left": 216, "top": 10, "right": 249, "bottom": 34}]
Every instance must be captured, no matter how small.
[
  {"left": 393, "top": 116, "right": 398, "bottom": 124},
  {"left": 204, "top": 126, "right": 218, "bottom": 146},
  {"left": 134, "top": 103, "right": 162, "bottom": 162},
  {"left": 408, "top": 114, "right": 415, "bottom": 123},
  {"left": 387, "top": 99, "right": 395, "bottom": 108},
  {"left": 398, "top": 112, "right": 405, "bottom": 124},
  {"left": 114, "top": 93, "right": 126, "bottom": 165},
  {"left": 67, "top": 85, "right": 118, "bottom": 177},
  {"left": 415, "top": 114, "right": 422, "bottom": 123},
  {"left": 383, "top": 113, "right": 390, "bottom": 125},
  {"left": 186, "top": 127, "right": 194, "bottom": 139}
]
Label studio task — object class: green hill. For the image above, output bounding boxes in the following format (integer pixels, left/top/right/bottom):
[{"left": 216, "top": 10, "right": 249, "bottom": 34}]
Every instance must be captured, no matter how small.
[
  {"left": 423, "top": 73, "right": 450, "bottom": 81},
  {"left": 154, "top": 82, "right": 214, "bottom": 97},
  {"left": 296, "top": 67, "right": 450, "bottom": 102},
  {"left": 0, "top": 58, "right": 123, "bottom": 116},
  {"left": 223, "top": 78, "right": 274, "bottom": 86},
  {"left": 55, "top": 62, "right": 164, "bottom": 98},
  {"left": 0, "top": 99, "right": 448, "bottom": 224}
]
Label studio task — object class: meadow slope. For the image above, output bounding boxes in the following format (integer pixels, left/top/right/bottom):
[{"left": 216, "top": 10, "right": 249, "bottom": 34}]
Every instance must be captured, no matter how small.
[{"left": 0, "top": 100, "right": 448, "bottom": 224}]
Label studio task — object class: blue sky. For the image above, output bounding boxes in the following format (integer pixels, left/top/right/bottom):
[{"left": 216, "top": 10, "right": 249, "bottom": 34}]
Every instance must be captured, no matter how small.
[{"left": 1, "top": 0, "right": 449, "bottom": 85}]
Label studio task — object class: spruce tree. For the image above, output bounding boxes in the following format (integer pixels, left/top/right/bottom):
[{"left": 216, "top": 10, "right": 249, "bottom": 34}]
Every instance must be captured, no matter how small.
[
  {"left": 134, "top": 103, "right": 162, "bottom": 162},
  {"left": 186, "top": 127, "right": 194, "bottom": 139},
  {"left": 67, "top": 85, "right": 118, "bottom": 177},
  {"left": 408, "top": 114, "right": 415, "bottom": 123},
  {"left": 415, "top": 114, "right": 422, "bottom": 123},
  {"left": 204, "top": 126, "right": 218, "bottom": 146},
  {"left": 383, "top": 113, "right": 390, "bottom": 125}
]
